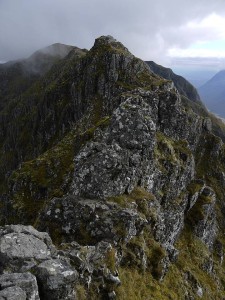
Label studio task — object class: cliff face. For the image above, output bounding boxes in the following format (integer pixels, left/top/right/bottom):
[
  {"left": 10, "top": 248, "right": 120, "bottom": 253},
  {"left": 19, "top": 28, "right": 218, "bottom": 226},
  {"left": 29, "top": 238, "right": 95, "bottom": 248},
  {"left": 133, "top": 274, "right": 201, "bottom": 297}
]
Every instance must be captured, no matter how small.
[{"left": 0, "top": 36, "right": 225, "bottom": 299}]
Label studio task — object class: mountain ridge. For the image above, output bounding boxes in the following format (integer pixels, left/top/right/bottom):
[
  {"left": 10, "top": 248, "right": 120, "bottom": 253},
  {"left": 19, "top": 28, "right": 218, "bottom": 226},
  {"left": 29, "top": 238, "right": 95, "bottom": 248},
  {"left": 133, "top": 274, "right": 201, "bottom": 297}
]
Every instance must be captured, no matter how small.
[
  {"left": 0, "top": 36, "right": 225, "bottom": 299},
  {"left": 146, "top": 60, "right": 202, "bottom": 104}
]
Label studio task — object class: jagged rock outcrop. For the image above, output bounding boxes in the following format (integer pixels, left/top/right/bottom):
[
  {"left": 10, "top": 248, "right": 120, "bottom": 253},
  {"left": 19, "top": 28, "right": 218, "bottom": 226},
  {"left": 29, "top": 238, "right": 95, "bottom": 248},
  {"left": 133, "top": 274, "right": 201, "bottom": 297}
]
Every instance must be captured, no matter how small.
[
  {"left": 0, "top": 273, "right": 39, "bottom": 300},
  {"left": 0, "top": 225, "right": 78, "bottom": 300},
  {"left": 72, "top": 94, "right": 156, "bottom": 198},
  {"left": 71, "top": 88, "right": 202, "bottom": 200},
  {"left": 146, "top": 61, "right": 225, "bottom": 143},
  {"left": 65, "top": 83, "right": 206, "bottom": 260},
  {"left": 0, "top": 224, "right": 123, "bottom": 300},
  {"left": 59, "top": 240, "right": 121, "bottom": 297}
]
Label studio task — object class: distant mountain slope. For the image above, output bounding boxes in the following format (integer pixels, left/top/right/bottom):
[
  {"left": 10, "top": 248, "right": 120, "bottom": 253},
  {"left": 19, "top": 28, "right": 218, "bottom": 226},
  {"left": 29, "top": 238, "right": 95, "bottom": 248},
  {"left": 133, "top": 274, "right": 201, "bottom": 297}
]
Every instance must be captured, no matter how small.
[
  {"left": 1, "top": 43, "right": 77, "bottom": 75},
  {"left": 0, "top": 43, "right": 86, "bottom": 109},
  {"left": 31, "top": 43, "right": 75, "bottom": 58},
  {"left": 146, "top": 61, "right": 201, "bottom": 104},
  {"left": 198, "top": 70, "right": 225, "bottom": 118}
]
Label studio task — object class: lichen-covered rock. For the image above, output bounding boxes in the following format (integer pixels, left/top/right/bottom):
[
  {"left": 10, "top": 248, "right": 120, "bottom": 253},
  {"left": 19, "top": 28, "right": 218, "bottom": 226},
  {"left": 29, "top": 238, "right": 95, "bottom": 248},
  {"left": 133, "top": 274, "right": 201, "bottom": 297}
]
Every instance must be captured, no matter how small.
[
  {"left": 155, "top": 198, "right": 187, "bottom": 253},
  {"left": 0, "top": 225, "right": 85, "bottom": 300},
  {"left": 0, "top": 286, "right": 26, "bottom": 300},
  {"left": 40, "top": 195, "right": 147, "bottom": 245},
  {"left": 68, "top": 87, "right": 199, "bottom": 258},
  {"left": 62, "top": 241, "right": 116, "bottom": 276},
  {"left": 157, "top": 90, "right": 203, "bottom": 147},
  {"left": 0, "top": 273, "right": 39, "bottom": 300},
  {"left": 34, "top": 258, "right": 77, "bottom": 300},
  {"left": 0, "top": 225, "right": 56, "bottom": 273},
  {"left": 72, "top": 95, "right": 156, "bottom": 198},
  {"left": 71, "top": 88, "right": 202, "bottom": 200}
]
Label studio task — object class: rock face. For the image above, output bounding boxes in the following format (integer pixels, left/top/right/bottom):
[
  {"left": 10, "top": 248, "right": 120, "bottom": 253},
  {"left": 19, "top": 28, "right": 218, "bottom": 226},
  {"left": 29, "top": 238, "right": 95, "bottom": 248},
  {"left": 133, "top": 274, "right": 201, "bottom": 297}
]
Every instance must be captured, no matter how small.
[
  {"left": 72, "top": 95, "right": 156, "bottom": 198},
  {"left": 0, "top": 36, "right": 225, "bottom": 299},
  {"left": 71, "top": 88, "right": 202, "bottom": 200},
  {"left": 0, "top": 286, "right": 27, "bottom": 300},
  {"left": 0, "top": 225, "right": 55, "bottom": 273},
  {"left": 40, "top": 195, "right": 147, "bottom": 245},
  {"left": 0, "top": 273, "right": 39, "bottom": 300},
  {"left": 0, "top": 224, "right": 123, "bottom": 300},
  {"left": 0, "top": 225, "right": 77, "bottom": 300}
]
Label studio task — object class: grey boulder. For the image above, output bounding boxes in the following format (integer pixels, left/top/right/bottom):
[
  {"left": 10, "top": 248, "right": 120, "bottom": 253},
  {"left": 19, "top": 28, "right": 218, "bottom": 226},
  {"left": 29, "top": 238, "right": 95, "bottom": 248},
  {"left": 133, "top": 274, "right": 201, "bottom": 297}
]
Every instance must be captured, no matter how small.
[
  {"left": 0, "top": 272, "right": 39, "bottom": 300},
  {"left": 0, "top": 286, "right": 26, "bottom": 300},
  {"left": 34, "top": 258, "right": 78, "bottom": 300},
  {"left": 0, "top": 225, "right": 55, "bottom": 273}
]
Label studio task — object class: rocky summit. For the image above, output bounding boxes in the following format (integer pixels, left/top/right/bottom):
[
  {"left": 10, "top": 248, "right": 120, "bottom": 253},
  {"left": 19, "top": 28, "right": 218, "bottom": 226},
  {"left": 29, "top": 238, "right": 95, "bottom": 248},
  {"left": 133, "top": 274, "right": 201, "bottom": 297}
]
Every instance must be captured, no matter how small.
[{"left": 0, "top": 35, "right": 225, "bottom": 299}]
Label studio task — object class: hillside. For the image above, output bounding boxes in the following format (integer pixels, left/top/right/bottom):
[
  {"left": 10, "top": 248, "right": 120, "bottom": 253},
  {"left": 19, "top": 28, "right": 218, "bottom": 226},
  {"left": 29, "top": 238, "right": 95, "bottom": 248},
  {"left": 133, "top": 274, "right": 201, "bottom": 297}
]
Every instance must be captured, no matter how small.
[
  {"left": 0, "top": 36, "right": 225, "bottom": 299},
  {"left": 198, "top": 70, "right": 225, "bottom": 118}
]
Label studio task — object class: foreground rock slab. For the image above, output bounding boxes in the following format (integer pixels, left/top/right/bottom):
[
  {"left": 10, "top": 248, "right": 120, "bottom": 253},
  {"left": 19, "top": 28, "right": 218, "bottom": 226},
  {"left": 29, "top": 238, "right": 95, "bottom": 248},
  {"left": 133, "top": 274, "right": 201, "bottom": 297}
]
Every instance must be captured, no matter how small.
[
  {"left": 0, "top": 225, "right": 78, "bottom": 300},
  {"left": 0, "top": 272, "right": 39, "bottom": 300},
  {"left": 0, "top": 225, "right": 55, "bottom": 273}
]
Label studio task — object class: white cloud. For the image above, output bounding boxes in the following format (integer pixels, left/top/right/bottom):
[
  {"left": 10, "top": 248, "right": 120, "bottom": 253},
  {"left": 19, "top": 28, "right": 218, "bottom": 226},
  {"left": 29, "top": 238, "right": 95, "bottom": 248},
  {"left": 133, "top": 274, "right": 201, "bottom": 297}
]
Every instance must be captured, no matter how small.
[
  {"left": 187, "top": 13, "right": 225, "bottom": 39},
  {"left": 166, "top": 13, "right": 225, "bottom": 58}
]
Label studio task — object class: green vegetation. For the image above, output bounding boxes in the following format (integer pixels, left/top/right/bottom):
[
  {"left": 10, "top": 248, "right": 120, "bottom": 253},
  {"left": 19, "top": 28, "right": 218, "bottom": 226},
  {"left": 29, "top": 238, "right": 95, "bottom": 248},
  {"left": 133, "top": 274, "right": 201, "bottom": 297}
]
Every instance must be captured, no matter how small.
[
  {"left": 187, "top": 181, "right": 203, "bottom": 195},
  {"left": 75, "top": 285, "right": 87, "bottom": 300},
  {"left": 0, "top": 45, "right": 87, "bottom": 196},
  {"left": 186, "top": 193, "right": 214, "bottom": 227},
  {"left": 107, "top": 187, "right": 155, "bottom": 219},
  {"left": 8, "top": 128, "right": 75, "bottom": 224},
  {"left": 155, "top": 132, "right": 191, "bottom": 168},
  {"left": 117, "top": 267, "right": 179, "bottom": 300},
  {"left": 115, "top": 228, "right": 225, "bottom": 299},
  {"left": 124, "top": 233, "right": 167, "bottom": 278}
]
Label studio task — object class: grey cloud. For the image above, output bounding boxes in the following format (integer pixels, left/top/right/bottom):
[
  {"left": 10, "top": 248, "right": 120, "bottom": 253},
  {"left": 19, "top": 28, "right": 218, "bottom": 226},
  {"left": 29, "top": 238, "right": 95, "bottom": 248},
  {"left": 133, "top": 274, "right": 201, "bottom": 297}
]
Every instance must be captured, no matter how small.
[{"left": 0, "top": 0, "right": 225, "bottom": 64}]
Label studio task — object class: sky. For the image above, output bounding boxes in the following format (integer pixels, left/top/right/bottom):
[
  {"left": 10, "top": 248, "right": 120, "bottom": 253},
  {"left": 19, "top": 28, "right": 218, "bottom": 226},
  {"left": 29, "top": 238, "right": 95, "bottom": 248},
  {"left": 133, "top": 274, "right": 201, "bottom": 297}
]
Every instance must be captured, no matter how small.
[{"left": 1, "top": 0, "right": 225, "bottom": 75}]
